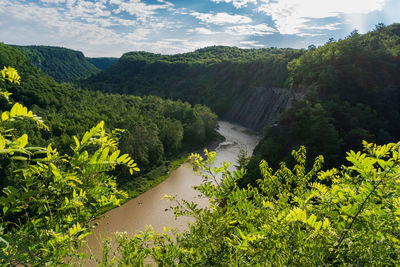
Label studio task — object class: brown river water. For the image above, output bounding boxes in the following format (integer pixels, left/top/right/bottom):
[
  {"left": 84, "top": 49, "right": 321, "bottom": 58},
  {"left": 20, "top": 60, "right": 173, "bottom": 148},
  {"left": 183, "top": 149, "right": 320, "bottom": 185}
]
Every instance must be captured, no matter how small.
[{"left": 85, "top": 121, "right": 260, "bottom": 262}]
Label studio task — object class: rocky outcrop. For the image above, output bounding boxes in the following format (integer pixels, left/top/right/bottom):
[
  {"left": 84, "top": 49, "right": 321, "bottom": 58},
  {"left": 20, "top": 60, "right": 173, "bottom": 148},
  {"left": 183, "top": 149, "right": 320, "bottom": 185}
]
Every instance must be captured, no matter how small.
[{"left": 224, "top": 87, "right": 302, "bottom": 132}]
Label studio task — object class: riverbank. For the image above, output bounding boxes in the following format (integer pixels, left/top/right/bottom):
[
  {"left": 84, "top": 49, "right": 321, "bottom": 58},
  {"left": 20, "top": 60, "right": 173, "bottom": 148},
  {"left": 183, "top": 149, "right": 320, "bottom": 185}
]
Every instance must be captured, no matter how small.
[
  {"left": 85, "top": 121, "right": 259, "bottom": 262},
  {"left": 122, "top": 131, "right": 225, "bottom": 201},
  {"left": 121, "top": 155, "right": 188, "bottom": 200},
  {"left": 98, "top": 131, "right": 225, "bottom": 215}
]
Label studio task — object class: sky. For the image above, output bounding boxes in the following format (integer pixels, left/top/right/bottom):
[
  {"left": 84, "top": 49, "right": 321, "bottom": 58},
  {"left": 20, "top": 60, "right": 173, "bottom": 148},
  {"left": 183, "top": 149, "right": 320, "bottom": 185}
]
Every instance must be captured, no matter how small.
[{"left": 0, "top": 0, "right": 399, "bottom": 57}]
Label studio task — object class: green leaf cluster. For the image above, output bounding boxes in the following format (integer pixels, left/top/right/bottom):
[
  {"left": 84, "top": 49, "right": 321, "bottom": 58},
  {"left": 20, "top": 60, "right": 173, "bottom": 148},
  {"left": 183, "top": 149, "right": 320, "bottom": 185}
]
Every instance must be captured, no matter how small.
[
  {"left": 0, "top": 67, "right": 137, "bottom": 265},
  {"left": 108, "top": 142, "right": 400, "bottom": 265},
  {"left": 245, "top": 23, "right": 400, "bottom": 184},
  {"left": 0, "top": 43, "right": 218, "bottom": 193}
]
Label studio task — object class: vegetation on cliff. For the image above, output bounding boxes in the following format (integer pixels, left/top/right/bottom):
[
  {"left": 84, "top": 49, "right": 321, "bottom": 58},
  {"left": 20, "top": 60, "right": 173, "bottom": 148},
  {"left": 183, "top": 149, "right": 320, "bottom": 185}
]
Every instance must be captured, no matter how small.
[
  {"left": 86, "top": 57, "right": 118, "bottom": 71},
  {"left": 2, "top": 21, "right": 400, "bottom": 266},
  {"left": 13, "top": 45, "right": 100, "bottom": 82},
  {"left": 242, "top": 23, "right": 400, "bottom": 186},
  {"left": 0, "top": 44, "right": 218, "bottom": 192},
  {"left": 81, "top": 46, "right": 303, "bottom": 115}
]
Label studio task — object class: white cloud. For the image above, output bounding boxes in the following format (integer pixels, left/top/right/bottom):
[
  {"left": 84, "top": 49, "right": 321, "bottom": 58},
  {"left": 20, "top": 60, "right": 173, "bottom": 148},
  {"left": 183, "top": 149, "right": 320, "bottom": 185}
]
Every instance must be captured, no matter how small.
[
  {"left": 258, "top": 0, "right": 385, "bottom": 35},
  {"left": 189, "top": 27, "right": 221, "bottom": 35},
  {"left": 188, "top": 23, "right": 276, "bottom": 37},
  {"left": 163, "top": 38, "right": 187, "bottom": 42},
  {"left": 239, "top": 40, "right": 265, "bottom": 48},
  {"left": 2, "top": 0, "right": 394, "bottom": 57},
  {"left": 190, "top": 12, "right": 252, "bottom": 25},
  {"left": 226, "top": 24, "right": 276, "bottom": 35},
  {"left": 67, "top": 1, "right": 111, "bottom": 18},
  {"left": 112, "top": 17, "right": 138, "bottom": 26},
  {"left": 110, "top": 0, "right": 173, "bottom": 21},
  {"left": 156, "top": 0, "right": 174, "bottom": 7},
  {"left": 0, "top": 0, "right": 162, "bottom": 56},
  {"left": 126, "top": 28, "right": 152, "bottom": 41},
  {"left": 40, "top": 0, "right": 66, "bottom": 3},
  {"left": 211, "top": 0, "right": 258, "bottom": 8},
  {"left": 181, "top": 39, "right": 239, "bottom": 51},
  {"left": 306, "top": 23, "right": 342, "bottom": 31}
]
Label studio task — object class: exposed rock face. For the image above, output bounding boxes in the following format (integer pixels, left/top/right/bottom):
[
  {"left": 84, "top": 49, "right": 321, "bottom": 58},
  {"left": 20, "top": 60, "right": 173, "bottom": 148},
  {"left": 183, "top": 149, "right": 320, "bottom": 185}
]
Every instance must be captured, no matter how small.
[{"left": 224, "top": 87, "right": 302, "bottom": 132}]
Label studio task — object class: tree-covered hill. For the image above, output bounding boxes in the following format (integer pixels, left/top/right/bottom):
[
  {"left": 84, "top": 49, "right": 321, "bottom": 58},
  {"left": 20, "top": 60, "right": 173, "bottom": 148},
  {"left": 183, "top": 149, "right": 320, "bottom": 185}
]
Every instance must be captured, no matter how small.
[
  {"left": 242, "top": 23, "right": 400, "bottom": 186},
  {"left": 12, "top": 45, "right": 100, "bottom": 82},
  {"left": 80, "top": 46, "right": 303, "bottom": 126},
  {"left": 0, "top": 43, "right": 218, "bottom": 190},
  {"left": 2, "top": 22, "right": 400, "bottom": 266},
  {"left": 86, "top": 57, "right": 119, "bottom": 70}
]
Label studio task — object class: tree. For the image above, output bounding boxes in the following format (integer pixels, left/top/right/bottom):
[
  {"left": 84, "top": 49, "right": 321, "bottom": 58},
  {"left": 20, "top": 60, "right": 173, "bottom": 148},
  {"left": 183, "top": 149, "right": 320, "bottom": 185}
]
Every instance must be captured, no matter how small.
[
  {"left": 234, "top": 148, "right": 250, "bottom": 170},
  {"left": 375, "top": 22, "right": 385, "bottom": 30},
  {"left": 347, "top": 29, "right": 359, "bottom": 38},
  {"left": 106, "top": 142, "right": 400, "bottom": 265},
  {"left": 308, "top": 44, "right": 317, "bottom": 50},
  {"left": 326, "top": 37, "right": 336, "bottom": 44},
  {"left": 0, "top": 66, "right": 138, "bottom": 265},
  {"left": 158, "top": 118, "right": 183, "bottom": 155}
]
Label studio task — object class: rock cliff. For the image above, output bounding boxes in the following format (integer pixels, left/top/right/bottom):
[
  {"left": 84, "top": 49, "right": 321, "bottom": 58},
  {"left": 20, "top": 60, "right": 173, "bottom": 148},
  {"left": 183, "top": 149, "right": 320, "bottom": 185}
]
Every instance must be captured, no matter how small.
[{"left": 224, "top": 87, "right": 302, "bottom": 132}]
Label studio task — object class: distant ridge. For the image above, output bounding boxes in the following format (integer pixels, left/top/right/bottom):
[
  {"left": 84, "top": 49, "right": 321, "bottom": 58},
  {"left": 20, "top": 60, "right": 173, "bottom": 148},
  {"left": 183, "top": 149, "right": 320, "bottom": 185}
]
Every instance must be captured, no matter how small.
[
  {"left": 13, "top": 45, "right": 100, "bottom": 82},
  {"left": 87, "top": 57, "right": 119, "bottom": 70},
  {"left": 80, "top": 45, "right": 304, "bottom": 131}
]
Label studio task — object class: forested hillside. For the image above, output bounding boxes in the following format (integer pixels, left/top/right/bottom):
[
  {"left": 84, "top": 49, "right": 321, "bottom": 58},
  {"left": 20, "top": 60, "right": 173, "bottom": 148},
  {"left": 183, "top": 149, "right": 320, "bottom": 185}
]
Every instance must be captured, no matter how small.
[
  {"left": 4, "top": 61, "right": 400, "bottom": 266},
  {"left": 81, "top": 46, "right": 303, "bottom": 130},
  {"left": 0, "top": 43, "right": 218, "bottom": 190},
  {"left": 3, "top": 22, "right": 400, "bottom": 266},
  {"left": 242, "top": 23, "right": 400, "bottom": 186},
  {"left": 87, "top": 57, "right": 118, "bottom": 70},
  {"left": 13, "top": 45, "right": 100, "bottom": 82}
]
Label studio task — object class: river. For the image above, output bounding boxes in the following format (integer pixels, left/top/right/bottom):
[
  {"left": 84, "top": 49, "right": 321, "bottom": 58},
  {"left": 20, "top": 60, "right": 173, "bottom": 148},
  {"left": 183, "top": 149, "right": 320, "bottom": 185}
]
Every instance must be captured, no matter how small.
[{"left": 86, "top": 121, "right": 260, "bottom": 260}]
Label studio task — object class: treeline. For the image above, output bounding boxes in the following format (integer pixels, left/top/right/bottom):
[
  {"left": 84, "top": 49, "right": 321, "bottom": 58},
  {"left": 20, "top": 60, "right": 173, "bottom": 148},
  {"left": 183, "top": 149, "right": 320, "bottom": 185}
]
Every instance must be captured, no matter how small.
[
  {"left": 242, "top": 23, "right": 400, "bottom": 186},
  {"left": 86, "top": 57, "right": 119, "bottom": 70},
  {"left": 12, "top": 45, "right": 100, "bottom": 82},
  {"left": 0, "top": 43, "right": 218, "bottom": 190},
  {"left": 3, "top": 47, "right": 400, "bottom": 266},
  {"left": 80, "top": 46, "right": 303, "bottom": 115}
]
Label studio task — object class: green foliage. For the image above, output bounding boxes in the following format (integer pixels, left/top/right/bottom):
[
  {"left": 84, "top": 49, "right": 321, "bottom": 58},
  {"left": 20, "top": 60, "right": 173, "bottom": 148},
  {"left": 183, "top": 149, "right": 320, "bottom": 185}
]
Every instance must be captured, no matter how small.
[
  {"left": 287, "top": 24, "right": 400, "bottom": 93},
  {"left": 235, "top": 148, "right": 250, "bottom": 170},
  {"left": 281, "top": 100, "right": 342, "bottom": 165},
  {"left": 81, "top": 46, "right": 303, "bottom": 115},
  {"left": 0, "top": 67, "right": 137, "bottom": 265},
  {"left": 0, "top": 43, "right": 218, "bottom": 192},
  {"left": 246, "top": 23, "right": 400, "bottom": 185},
  {"left": 106, "top": 142, "right": 400, "bottom": 265},
  {"left": 86, "top": 57, "right": 118, "bottom": 71},
  {"left": 14, "top": 45, "right": 100, "bottom": 82},
  {"left": 118, "top": 156, "right": 188, "bottom": 209}
]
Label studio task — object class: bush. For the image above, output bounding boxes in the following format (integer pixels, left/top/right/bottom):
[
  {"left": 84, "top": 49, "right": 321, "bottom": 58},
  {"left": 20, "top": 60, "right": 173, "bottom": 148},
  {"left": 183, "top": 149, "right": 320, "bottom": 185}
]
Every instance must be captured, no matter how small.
[
  {"left": 107, "top": 143, "right": 400, "bottom": 265},
  {"left": 0, "top": 67, "right": 138, "bottom": 265}
]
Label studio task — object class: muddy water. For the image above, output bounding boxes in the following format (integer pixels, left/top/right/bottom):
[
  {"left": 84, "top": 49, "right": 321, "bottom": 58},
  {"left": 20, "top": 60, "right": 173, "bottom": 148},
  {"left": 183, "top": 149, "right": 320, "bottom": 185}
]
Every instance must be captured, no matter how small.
[{"left": 86, "top": 121, "right": 260, "bottom": 258}]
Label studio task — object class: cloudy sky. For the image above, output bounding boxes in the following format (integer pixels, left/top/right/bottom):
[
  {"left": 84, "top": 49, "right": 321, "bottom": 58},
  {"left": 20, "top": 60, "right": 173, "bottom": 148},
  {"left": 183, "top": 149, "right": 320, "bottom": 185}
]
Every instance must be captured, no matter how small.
[{"left": 1, "top": 0, "right": 399, "bottom": 57}]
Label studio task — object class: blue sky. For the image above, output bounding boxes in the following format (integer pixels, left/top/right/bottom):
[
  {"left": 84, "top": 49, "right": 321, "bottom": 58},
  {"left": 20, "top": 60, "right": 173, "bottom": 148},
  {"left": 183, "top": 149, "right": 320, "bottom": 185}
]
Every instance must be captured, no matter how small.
[{"left": 1, "top": 0, "right": 399, "bottom": 57}]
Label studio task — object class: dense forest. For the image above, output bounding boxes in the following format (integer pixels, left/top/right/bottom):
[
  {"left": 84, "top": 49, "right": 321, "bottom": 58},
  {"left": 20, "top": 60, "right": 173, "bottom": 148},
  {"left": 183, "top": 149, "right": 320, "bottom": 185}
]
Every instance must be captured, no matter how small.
[
  {"left": 0, "top": 43, "right": 218, "bottom": 191},
  {"left": 2, "top": 23, "right": 400, "bottom": 266},
  {"left": 12, "top": 45, "right": 100, "bottom": 82},
  {"left": 81, "top": 46, "right": 303, "bottom": 116},
  {"left": 242, "top": 23, "right": 400, "bottom": 186},
  {"left": 86, "top": 57, "right": 119, "bottom": 70}
]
